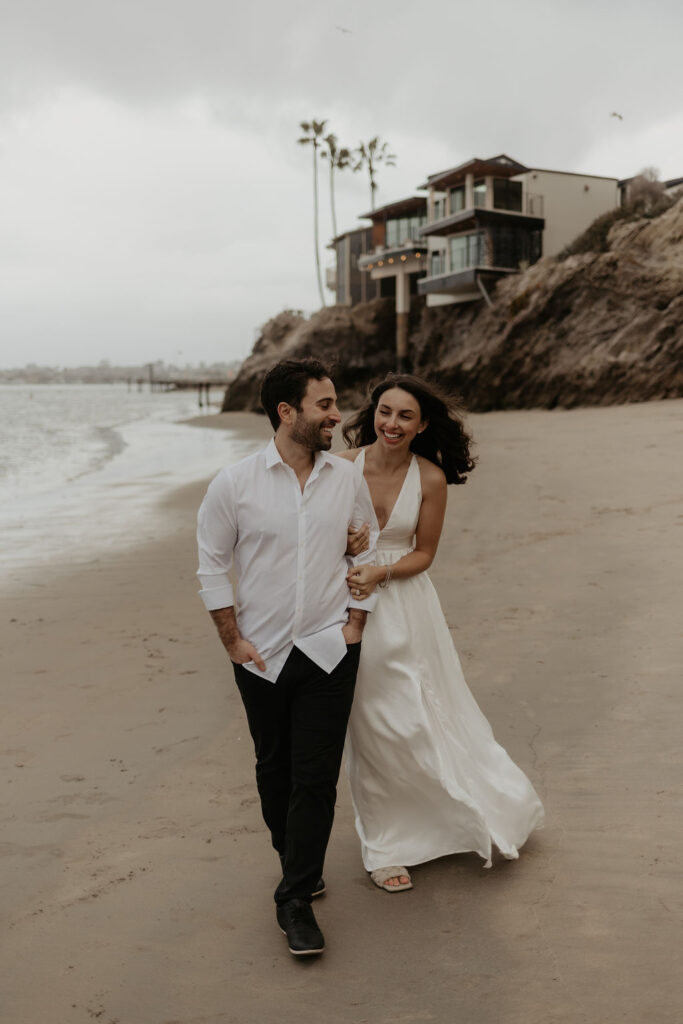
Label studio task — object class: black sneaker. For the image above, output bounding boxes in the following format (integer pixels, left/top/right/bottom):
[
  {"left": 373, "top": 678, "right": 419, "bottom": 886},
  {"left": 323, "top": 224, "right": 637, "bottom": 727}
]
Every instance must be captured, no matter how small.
[{"left": 276, "top": 898, "right": 325, "bottom": 956}]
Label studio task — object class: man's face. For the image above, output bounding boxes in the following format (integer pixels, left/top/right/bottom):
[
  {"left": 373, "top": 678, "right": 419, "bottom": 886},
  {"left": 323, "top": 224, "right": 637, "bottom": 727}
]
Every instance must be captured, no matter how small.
[{"left": 288, "top": 377, "right": 341, "bottom": 451}]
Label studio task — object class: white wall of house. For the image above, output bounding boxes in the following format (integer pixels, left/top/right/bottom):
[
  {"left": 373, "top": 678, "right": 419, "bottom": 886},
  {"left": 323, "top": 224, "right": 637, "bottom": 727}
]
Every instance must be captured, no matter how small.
[{"left": 517, "top": 170, "right": 619, "bottom": 257}]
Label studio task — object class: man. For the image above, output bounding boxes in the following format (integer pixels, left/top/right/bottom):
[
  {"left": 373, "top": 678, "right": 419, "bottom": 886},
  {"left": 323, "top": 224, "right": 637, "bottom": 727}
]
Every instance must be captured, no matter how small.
[{"left": 196, "top": 358, "right": 379, "bottom": 957}]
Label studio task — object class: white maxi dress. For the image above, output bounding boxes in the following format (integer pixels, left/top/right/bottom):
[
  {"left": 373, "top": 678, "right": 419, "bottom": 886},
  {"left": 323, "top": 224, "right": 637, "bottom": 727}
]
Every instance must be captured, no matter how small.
[{"left": 345, "top": 450, "right": 544, "bottom": 871}]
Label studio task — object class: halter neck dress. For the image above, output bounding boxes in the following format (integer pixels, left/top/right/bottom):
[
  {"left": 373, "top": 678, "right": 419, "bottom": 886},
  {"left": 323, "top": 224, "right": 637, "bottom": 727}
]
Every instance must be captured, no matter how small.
[{"left": 345, "top": 448, "right": 544, "bottom": 871}]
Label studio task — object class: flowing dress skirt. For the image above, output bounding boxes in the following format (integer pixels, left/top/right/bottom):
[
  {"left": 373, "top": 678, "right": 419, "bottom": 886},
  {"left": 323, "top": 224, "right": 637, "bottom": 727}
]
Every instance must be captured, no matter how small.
[{"left": 345, "top": 453, "right": 544, "bottom": 871}]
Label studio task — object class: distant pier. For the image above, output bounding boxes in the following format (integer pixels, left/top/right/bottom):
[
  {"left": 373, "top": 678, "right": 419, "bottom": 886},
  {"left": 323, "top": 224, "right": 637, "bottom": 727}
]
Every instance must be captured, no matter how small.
[{"left": 130, "top": 377, "right": 232, "bottom": 407}]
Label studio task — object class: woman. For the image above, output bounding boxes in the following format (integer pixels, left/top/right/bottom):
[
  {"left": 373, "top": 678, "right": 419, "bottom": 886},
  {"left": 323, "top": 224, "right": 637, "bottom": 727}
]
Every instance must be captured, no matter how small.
[{"left": 338, "top": 374, "right": 544, "bottom": 892}]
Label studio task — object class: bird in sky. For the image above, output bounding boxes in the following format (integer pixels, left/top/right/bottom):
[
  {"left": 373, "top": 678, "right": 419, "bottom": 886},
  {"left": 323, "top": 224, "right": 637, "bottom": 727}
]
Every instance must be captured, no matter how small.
[
  {"left": 610, "top": 112, "right": 624, "bottom": 120},
  {"left": 336, "top": 25, "right": 353, "bottom": 33}
]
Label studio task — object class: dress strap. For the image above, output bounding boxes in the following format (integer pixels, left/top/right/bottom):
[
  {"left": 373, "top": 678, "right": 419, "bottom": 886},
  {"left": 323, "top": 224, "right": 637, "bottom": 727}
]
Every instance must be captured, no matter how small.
[{"left": 408, "top": 453, "right": 422, "bottom": 506}]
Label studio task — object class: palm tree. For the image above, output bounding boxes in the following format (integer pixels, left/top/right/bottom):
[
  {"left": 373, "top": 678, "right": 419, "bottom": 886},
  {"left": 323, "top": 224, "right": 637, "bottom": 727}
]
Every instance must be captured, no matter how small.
[
  {"left": 320, "top": 133, "right": 352, "bottom": 240},
  {"left": 298, "top": 119, "right": 328, "bottom": 307},
  {"left": 353, "top": 137, "right": 397, "bottom": 210}
]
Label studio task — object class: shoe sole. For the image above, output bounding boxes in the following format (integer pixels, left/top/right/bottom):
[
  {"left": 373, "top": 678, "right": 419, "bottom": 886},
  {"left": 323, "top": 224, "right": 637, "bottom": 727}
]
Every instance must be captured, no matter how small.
[
  {"left": 310, "top": 885, "right": 326, "bottom": 898},
  {"left": 278, "top": 926, "right": 324, "bottom": 955}
]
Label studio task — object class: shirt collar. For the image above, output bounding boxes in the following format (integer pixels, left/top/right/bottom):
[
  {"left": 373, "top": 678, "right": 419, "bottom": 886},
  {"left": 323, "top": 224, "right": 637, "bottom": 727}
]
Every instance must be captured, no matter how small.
[
  {"left": 264, "top": 437, "right": 335, "bottom": 475},
  {"left": 265, "top": 437, "right": 282, "bottom": 468}
]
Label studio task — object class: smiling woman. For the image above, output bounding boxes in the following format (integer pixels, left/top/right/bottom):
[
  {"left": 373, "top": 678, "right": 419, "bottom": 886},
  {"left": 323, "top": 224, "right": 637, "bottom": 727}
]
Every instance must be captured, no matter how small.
[{"left": 339, "top": 373, "right": 544, "bottom": 892}]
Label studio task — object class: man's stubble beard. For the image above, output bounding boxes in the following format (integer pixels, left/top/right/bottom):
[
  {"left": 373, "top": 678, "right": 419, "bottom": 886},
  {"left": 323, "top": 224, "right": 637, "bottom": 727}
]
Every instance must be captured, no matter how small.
[{"left": 290, "top": 416, "right": 334, "bottom": 451}]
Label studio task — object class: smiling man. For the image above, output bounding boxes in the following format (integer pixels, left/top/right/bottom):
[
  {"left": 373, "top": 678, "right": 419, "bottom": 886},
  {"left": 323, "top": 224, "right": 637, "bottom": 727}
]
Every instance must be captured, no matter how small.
[{"left": 197, "top": 358, "right": 379, "bottom": 957}]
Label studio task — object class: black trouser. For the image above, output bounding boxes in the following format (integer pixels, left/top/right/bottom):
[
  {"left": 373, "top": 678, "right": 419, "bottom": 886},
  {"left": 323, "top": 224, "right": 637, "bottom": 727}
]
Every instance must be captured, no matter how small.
[{"left": 233, "top": 643, "right": 361, "bottom": 905}]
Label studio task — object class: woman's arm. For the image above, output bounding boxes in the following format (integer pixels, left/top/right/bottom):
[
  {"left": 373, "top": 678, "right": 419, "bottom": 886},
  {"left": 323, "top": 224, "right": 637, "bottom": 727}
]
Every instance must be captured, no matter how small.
[
  {"left": 346, "top": 459, "right": 447, "bottom": 595},
  {"left": 335, "top": 448, "right": 371, "bottom": 556}
]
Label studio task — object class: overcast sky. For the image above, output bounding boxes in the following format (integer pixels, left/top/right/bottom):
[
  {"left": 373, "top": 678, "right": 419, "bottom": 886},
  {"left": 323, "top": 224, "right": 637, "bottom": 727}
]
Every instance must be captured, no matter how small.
[{"left": 1, "top": 0, "right": 682, "bottom": 369}]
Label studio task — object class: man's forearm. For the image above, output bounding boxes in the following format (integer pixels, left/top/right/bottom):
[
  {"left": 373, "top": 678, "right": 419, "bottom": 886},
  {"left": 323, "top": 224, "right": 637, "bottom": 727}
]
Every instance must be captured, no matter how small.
[
  {"left": 210, "top": 607, "right": 267, "bottom": 672},
  {"left": 344, "top": 608, "right": 368, "bottom": 644},
  {"left": 209, "top": 606, "right": 241, "bottom": 652},
  {"left": 347, "top": 608, "right": 368, "bottom": 630}
]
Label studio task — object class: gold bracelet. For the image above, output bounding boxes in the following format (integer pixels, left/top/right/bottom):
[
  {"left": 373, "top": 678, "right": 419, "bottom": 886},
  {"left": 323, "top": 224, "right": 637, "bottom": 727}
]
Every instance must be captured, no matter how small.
[{"left": 378, "top": 565, "right": 392, "bottom": 589}]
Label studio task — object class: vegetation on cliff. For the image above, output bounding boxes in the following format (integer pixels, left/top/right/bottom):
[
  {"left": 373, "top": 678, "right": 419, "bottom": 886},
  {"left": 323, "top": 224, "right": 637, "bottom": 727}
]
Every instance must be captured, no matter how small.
[{"left": 223, "top": 193, "right": 683, "bottom": 413}]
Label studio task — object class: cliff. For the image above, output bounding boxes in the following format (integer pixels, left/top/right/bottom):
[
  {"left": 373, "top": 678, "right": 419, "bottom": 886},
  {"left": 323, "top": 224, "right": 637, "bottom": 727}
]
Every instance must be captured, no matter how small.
[
  {"left": 223, "top": 195, "right": 683, "bottom": 413},
  {"left": 221, "top": 299, "right": 404, "bottom": 412}
]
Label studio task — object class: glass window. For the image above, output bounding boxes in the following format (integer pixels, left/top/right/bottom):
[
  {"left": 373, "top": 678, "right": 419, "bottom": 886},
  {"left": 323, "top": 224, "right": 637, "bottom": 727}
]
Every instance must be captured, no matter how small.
[
  {"left": 449, "top": 236, "right": 468, "bottom": 271},
  {"left": 430, "top": 250, "right": 445, "bottom": 276},
  {"left": 449, "top": 186, "right": 465, "bottom": 213},
  {"left": 473, "top": 180, "right": 486, "bottom": 207},
  {"left": 490, "top": 225, "right": 541, "bottom": 268},
  {"left": 384, "top": 214, "right": 427, "bottom": 247},
  {"left": 449, "top": 232, "right": 487, "bottom": 271},
  {"left": 433, "top": 197, "right": 446, "bottom": 221},
  {"left": 493, "top": 178, "right": 523, "bottom": 212}
]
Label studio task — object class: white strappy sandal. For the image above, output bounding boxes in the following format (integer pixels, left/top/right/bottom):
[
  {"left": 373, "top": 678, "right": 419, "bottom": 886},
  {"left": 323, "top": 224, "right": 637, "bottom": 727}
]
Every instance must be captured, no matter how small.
[{"left": 370, "top": 866, "right": 413, "bottom": 892}]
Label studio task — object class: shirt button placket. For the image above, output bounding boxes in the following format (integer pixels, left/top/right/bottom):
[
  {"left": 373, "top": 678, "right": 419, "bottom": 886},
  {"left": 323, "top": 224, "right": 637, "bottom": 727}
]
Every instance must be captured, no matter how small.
[{"left": 293, "top": 498, "right": 305, "bottom": 636}]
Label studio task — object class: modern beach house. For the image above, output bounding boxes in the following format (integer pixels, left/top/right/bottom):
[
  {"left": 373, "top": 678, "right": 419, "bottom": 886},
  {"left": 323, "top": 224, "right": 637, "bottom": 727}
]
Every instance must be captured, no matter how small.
[
  {"left": 352, "top": 197, "right": 429, "bottom": 364},
  {"left": 327, "top": 226, "right": 379, "bottom": 306},
  {"left": 332, "top": 154, "right": 620, "bottom": 311},
  {"left": 416, "top": 154, "right": 619, "bottom": 307},
  {"left": 330, "top": 153, "right": 620, "bottom": 366}
]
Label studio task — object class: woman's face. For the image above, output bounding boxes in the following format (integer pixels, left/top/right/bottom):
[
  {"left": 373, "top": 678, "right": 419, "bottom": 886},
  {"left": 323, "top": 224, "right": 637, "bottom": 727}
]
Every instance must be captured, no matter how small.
[{"left": 373, "top": 387, "right": 426, "bottom": 451}]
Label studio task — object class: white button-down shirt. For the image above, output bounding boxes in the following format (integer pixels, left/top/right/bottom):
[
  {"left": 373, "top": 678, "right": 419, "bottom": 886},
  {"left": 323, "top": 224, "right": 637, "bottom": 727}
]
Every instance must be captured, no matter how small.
[{"left": 197, "top": 438, "right": 379, "bottom": 683}]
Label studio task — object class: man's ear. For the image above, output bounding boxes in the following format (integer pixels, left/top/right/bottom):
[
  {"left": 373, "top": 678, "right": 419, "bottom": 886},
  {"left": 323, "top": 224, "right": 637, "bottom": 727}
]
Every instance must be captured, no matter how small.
[{"left": 277, "top": 400, "right": 294, "bottom": 425}]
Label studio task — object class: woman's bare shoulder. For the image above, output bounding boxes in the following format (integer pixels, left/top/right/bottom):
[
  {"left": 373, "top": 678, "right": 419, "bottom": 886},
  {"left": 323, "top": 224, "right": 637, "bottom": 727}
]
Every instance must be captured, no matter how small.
[
  {"left": 416, "top": 455, "right": 447, "bottom": 493},
  {"left": 334, "top": 447, "right": 362, "bottom": 462}
]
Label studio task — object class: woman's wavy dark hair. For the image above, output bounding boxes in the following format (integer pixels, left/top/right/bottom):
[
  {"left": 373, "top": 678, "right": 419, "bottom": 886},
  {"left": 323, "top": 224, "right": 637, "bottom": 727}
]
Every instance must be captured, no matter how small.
[{"left": 342, "top": 373, "right": 476, "bottom": 485}]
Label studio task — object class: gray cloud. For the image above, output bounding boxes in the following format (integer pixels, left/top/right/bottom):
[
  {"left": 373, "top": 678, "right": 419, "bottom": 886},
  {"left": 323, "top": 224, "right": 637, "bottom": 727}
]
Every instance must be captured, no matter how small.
[{"left": 1, "top": 0, "right": 682, "bottom": 366}]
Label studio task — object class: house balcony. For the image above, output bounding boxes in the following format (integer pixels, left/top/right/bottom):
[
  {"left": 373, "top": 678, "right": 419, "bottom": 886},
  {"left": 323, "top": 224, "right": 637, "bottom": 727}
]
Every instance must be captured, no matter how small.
[
  {"left": 419, "top": 205, "right": 544, "bottom": 239},
  {"left": 418, "top": 266, "right": 517, "bottom": 301},
  {"left": 357, "top": 240, "right": 428, "bottom": 272}
]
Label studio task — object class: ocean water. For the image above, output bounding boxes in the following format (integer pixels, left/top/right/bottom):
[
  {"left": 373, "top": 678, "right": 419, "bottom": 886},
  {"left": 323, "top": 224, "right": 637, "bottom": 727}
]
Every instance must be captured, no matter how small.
[{"left": 0, "top": 384, "right": 259, "bottom": 577}]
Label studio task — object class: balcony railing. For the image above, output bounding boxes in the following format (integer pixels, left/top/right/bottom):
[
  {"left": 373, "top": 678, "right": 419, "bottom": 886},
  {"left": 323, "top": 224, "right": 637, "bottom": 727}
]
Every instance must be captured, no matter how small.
[{"left": 426, "top": 190, "right": 544, "bottom": 226}]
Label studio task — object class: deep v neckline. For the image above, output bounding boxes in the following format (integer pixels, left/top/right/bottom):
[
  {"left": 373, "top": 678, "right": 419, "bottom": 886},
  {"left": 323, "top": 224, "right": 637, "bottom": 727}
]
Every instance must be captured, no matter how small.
[{"left": 357, "top": 448, "right": 416, "bottom": 532}]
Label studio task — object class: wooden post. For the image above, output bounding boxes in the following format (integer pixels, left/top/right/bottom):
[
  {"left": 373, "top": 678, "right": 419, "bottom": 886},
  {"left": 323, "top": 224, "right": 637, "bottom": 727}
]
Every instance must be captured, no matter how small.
[{"left": 396, "top": 269, "right": 410, "bottom": 372}]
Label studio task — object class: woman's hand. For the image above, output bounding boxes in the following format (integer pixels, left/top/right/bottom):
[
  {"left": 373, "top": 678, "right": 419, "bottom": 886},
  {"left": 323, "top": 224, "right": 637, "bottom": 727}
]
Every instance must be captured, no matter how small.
[
  {"left": 346, "top": 522, "right": 370, "bottom": 557},
  {"left": 346, "top": 564, "right": 382, "bottom": 600}
]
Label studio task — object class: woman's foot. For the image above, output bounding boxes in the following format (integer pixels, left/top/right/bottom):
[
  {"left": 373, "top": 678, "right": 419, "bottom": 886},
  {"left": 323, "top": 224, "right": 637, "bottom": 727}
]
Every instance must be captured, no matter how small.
[
  {"left": 384, "top": 873, "right": 411, "bottom": 887},
  {"left": 370, "top": 866, "right": 413, "bottom": 892}
]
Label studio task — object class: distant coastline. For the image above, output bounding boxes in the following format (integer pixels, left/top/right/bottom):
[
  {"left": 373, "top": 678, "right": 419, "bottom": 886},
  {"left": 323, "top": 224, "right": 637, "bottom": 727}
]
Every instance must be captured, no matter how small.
[{"left": 0, "top": 359, "right": 242, "bottom": 386}]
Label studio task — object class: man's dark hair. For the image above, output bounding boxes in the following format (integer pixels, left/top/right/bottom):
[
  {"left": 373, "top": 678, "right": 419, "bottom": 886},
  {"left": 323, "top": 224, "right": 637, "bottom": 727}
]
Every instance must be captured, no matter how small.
[{"left": 260, "top": 358, "right": 332, "bottom": 430}]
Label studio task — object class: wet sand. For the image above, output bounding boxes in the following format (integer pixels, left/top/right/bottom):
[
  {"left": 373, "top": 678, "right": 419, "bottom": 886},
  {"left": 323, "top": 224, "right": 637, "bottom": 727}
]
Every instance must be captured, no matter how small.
[{"left": 2, "top": 402, "right": 682, "bottom": 1023}]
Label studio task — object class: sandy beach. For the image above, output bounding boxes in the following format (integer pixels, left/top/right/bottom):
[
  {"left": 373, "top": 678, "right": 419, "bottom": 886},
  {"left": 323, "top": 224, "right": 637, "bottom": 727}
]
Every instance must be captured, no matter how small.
[{"left": 2, "top": 401, "right": 682, "bottom": 1024}]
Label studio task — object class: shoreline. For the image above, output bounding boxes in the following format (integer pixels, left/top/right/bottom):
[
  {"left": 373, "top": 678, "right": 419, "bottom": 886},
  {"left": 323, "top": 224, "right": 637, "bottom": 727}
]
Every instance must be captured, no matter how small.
[
  {"left": 2, "top": 401, "right": 683, "bottom": 1022},
  {"left": 0, "top": 407, "right": 269, "bottom": 592}
]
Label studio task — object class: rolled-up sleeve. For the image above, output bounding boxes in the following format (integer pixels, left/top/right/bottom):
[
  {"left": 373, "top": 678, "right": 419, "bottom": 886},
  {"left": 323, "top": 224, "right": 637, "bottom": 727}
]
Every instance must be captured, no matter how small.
[
  {"left": 197, "top": 469, "right": 237, "bottom": 611},
  {"left": 347, "top": 472, "right": 380, "bottom": 613}
]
